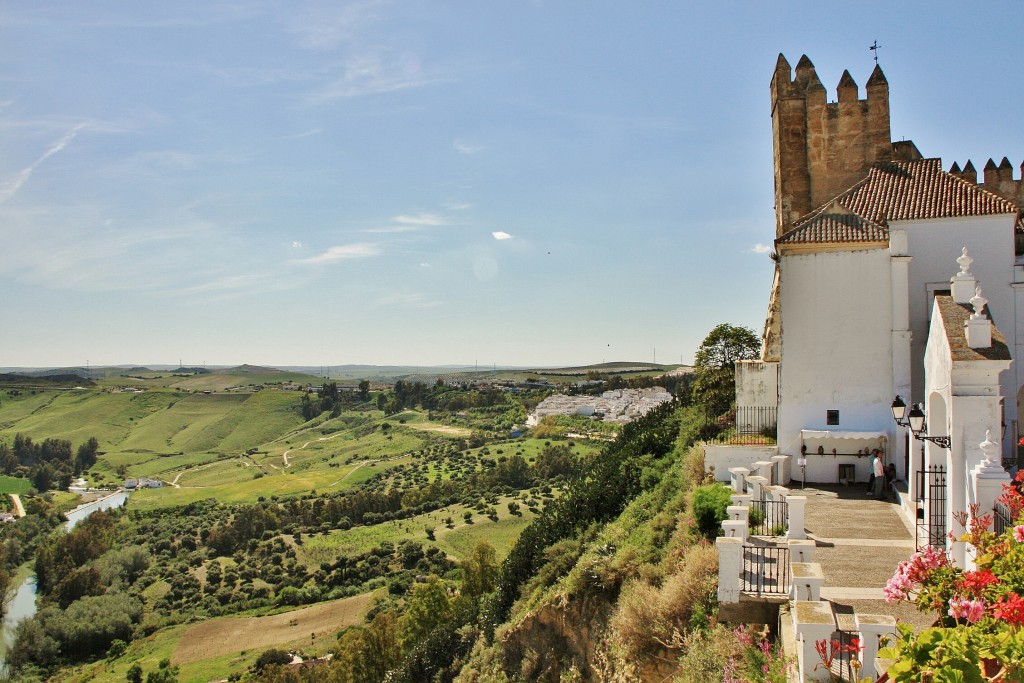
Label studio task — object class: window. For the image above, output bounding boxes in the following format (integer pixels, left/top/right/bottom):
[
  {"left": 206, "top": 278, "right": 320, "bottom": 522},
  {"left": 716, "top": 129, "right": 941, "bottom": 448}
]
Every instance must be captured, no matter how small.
[{"left": 826, "top": 410, "right": 839, "bottom": 426}]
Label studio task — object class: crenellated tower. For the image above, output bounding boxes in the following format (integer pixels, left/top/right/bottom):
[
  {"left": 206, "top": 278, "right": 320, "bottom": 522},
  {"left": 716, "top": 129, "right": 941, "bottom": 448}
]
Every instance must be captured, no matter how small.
[
  {"left": 949, "top": 157, "right": 1024, "bottom": 209},
  {"left": 771, "top": 55, "right": 898, "bottom": 236}
]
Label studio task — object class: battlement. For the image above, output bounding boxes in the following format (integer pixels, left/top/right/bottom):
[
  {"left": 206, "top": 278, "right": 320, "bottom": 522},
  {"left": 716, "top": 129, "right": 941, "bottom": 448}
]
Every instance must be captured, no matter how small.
[
  {"left": 772, "top": 55, "right": 893, "bottom": 236},
  {"left": 949, "top": 157, "right": 1024, "bottom": 209}
]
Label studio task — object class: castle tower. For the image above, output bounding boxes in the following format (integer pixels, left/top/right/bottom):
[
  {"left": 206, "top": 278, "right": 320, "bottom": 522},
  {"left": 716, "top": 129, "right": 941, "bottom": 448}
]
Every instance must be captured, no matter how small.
[{"left": 771, "top": 55, "right": 894, "bottom": 236}]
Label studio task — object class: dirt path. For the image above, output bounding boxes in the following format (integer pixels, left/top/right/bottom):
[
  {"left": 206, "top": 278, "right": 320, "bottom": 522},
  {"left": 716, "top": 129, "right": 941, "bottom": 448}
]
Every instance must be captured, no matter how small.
[
  {"left": 281, "top": 430, "right": 353, "bottom": 469},
  {"left": 166, "top": 462, "right": 219, "bottom": 488},
  {"left": 326, "top": 459, "right": 378, "bottom": 487},
  {"left": 10, "top": 494, "right": 25, "bottom": 517}
]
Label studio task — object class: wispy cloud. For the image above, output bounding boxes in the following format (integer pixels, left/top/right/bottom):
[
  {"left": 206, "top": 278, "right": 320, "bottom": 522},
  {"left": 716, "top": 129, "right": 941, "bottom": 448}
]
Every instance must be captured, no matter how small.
[
  {"left": 293, "top": 243, "right": 381, "bottom": 265},
  {"left": 176, "top": 272, "right": 302, "bottom": 298},
  {"left": 750, "top": 243, "right": 772, "bottom": 254},
  {"left": 443, "top": 202, "right": 472, "bottom": 211},
  {"left": 308, "top": 54, "right": 448, "bottom": 102},
  {"left": 492, "top": 231, "right": 513, "bottom": 241},
  {"left": 454, "top": 139, "right": 483, "bottom": 155},
  {"left": 290, "top": 241, "right": 304, "bottom": 248},
  {"left": 288, "top": 1, "right": 385, "bottom": 50},
  {"left": 0, "top": 123, "right": 86, "bottom": 205},
  {"left": 280, "top": 128, "right": 323, "bottom": 140},
  {"left": 395, "top": 213, "right": 446, "bottom": 226},
  {"left": 362, "top": 225, "right": 420, "bottom": 234}
]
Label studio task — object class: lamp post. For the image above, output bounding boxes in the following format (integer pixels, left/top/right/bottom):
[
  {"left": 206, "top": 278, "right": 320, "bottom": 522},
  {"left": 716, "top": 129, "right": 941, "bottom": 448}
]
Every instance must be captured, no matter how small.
[{"left": 891, "top": 395, "right": 950, "bottom": 449}]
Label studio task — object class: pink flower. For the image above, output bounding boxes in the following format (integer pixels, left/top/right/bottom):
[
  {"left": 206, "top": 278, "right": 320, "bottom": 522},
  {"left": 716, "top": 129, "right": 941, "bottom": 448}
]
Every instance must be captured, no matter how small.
[
  {"left": 1014, "top": 525, "right": 1024, "bottom": 543},
  {"left": 948, "top": 596, "right": 987, "bottom": 623}
]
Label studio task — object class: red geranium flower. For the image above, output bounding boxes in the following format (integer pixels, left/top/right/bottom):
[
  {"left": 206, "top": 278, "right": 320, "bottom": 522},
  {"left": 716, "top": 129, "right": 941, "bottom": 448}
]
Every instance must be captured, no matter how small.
[
  {"left": 992, "top": 592, "right": 1024, "bottom": 624},
  {"left": 957, "top": 569, "right": 999, "bottom": 595}
]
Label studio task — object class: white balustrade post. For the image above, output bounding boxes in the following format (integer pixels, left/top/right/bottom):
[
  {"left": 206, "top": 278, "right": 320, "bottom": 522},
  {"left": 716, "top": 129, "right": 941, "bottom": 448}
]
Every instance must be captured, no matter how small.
[
  {"left": 747, "top": 475, "right": 768, "bottom": 502},
  {"left": 974, "top": 431, "right": 1011, "bottom": 531},
  {"left": 794, "top": 601, "right": 835, "bottom": 682},
  {"left": 789, "top": 538, "right": 815, "bottom": 563},
  {"left": 771, "top": 454, "right": 790, "bottom": 485},
  {"left": 856, "top": 614, "right": 897, "bottom": 680},
  {"left": 729, "top": 467, "right": 750, "bottom": 494},
  {"left": 787, "top": 495, "right": 807, "bottom": 540},
  {"left": 754, "top": 460, "right": 774, "bottom": 482},
  {"left": 716, "top": 537, "right": 743, "bottom": 604}
]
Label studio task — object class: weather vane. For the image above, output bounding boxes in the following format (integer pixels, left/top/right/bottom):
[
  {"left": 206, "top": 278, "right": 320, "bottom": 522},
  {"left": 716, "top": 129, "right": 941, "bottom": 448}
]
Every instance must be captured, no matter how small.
[{"left": 869, "top": 40, "right": 882, "bottom": 65}]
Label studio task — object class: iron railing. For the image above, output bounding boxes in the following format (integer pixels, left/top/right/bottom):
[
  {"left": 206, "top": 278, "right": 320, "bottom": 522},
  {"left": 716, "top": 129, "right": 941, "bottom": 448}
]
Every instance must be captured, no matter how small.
[
  {"left": 994, "top": 501, "right": 1014, "bottom": 536},
  {"left": 748, "top": 499, "right": 789, "bottom": 537},
  {"left": 915, "top": 465, "right": 947, "bottom": 551},
  {"left": 740, "top": 544, "right": 790, "bottom": 595},
  {"left": 704, "top": 406, "right": 778, "bottom": 445}
]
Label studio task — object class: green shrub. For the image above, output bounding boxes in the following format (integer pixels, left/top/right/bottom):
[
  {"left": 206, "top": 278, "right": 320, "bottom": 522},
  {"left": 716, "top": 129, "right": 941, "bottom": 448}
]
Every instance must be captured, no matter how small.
[
  {"left": 691, "top": 483, "right": 731, "bottom": 539},
  {"left": 747, "top": 506, "right": 764, "bottom": 529}
]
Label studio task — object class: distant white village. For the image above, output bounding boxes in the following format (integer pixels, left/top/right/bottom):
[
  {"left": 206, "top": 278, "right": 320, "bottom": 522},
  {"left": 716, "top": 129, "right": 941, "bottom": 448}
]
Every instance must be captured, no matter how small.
[{"left": 526, "top": 387, "right": 672, "bottom": 426}]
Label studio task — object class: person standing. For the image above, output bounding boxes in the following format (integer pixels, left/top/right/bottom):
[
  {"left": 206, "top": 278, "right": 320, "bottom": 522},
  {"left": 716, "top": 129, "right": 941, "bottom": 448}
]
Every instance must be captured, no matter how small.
[
  {"left": 867, "top": 451, "right": 877, "bottom": 495},
  {"left": 873, "top": 450, "right": 885, "bottom": 499}
]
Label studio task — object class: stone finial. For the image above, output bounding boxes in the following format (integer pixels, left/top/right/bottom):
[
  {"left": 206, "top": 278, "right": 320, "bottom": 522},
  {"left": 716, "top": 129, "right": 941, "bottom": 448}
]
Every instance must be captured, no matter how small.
[
  {"left": 980, "top": 430, "right": 999, "bottom": 467},
  {"left": 965, "top": 285, "right": 993, "bottom": 349},
  {"left": 971, "top": 286, "right": 988, "bottom": 319},
  {"left": 951, "top": 247, "right": 977, "bottom": 304},
  {"left": 957, "top": 247, "right": 973, "bottom": 276}
]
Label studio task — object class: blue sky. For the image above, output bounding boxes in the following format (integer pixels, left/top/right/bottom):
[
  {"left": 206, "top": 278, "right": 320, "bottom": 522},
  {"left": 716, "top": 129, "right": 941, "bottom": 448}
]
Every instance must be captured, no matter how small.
[{"left": 3, "top": 1, "right": 1023, "bottom": 368}]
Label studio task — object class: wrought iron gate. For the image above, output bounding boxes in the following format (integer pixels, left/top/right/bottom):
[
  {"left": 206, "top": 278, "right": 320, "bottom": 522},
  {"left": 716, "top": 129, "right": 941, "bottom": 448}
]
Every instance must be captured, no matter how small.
[
  {"left": 741, "top": 544, "right": 790, "bottom": 595},
  {"left": 915, "top": 465, "right": 946, "bottom": 550}
]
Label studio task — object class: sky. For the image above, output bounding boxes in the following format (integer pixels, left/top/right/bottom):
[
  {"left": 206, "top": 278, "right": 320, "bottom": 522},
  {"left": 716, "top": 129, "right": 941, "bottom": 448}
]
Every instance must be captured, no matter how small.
[{"left": 3, "top": 1, "right": 1024, "bottom": 368}]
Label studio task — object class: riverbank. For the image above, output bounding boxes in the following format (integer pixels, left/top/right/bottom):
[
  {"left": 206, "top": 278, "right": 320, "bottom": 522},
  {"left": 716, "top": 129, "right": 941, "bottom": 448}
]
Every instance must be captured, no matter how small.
[{"left": 64, "top": 490, "right": 129, "bottom": 530}]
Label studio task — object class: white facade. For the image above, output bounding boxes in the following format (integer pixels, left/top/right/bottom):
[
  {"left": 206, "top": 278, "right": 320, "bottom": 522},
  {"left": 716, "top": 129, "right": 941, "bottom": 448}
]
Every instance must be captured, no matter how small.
[
  {"left": 901, "top": 213, "right": 1020, "bottom": 448},
  {"left": 776, "top": 247, "right": 900, "bottom": 482},
  {"left": 735, "top": 360, "right": 778, "bottom": 409}
]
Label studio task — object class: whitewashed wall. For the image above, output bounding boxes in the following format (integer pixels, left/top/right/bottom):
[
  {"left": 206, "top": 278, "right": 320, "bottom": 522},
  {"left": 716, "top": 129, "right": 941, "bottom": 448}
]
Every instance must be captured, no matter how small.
[
  {"left": 778, "top": 248, "right": 897, "bottom": 482},
  {"left": 735, "top": 360, "right": 779, "bottom": 409},
  {"left": 703, "top": 444, "right": 779, "bottom": 481},
  {"left": 902, "top": 213, "right": 1018, "bottom": 456}
]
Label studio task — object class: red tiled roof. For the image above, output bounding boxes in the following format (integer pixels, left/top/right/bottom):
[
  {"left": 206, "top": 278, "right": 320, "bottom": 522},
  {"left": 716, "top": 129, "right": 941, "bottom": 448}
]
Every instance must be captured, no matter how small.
[
  {"left": 839, "top": 159, "right": 1017, "bottom": 223},
  {"left": 777, "top": 210, "right": 887, "bottom": 245}
]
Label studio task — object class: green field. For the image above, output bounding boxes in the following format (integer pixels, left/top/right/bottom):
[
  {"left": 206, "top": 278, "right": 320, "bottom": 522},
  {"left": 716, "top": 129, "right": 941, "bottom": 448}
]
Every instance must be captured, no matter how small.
[{"left": 0, "top": 474, "right": 30, "bottom": 494}]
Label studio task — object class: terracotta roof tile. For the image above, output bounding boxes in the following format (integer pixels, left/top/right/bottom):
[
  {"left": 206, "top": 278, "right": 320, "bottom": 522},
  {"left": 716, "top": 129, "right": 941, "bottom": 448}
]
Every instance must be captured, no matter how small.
[
  {"left": 839, "top": 159, "right": 1017, "bottom": 223},
  {"left": 777, "top": 210, "right": 887, "bottom": 245}
]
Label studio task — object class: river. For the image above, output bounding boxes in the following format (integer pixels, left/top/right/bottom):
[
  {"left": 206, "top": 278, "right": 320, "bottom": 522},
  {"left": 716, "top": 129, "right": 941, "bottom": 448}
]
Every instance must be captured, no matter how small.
[{"left": 0, "top": 490, "right": 130, "bottom": 665}]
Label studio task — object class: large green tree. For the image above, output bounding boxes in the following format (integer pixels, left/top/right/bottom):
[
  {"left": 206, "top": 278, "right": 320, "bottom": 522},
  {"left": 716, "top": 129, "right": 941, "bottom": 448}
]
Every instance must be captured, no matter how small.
[{"left": 692, "top": 323, "right": 759, "bottom": 416}]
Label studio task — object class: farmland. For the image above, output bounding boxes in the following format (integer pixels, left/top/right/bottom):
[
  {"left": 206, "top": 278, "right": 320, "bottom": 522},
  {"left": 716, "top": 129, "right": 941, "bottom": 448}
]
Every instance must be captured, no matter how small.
[{"left": 0, "top": 366, "right": 628, "bottom": 682}]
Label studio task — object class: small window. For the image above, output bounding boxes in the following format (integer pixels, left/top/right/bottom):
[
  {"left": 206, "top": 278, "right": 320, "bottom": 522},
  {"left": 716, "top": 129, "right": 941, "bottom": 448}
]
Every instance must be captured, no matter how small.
[{"left": 826, "top": 410, "right": 839, "bottom": 426}]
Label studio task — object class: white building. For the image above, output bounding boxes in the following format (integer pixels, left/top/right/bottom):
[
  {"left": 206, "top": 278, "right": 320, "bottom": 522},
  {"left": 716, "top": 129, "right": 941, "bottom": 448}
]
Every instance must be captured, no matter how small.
[{"left": 729, "top": 56, "right": 1022, "bottom": 554}]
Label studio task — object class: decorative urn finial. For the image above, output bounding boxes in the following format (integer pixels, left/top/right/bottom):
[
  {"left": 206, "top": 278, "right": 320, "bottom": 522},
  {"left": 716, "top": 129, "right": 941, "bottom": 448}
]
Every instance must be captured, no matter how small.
[
  {"left": 980, "top": 430, "right": 999, "bottom": 466},
  {"left": 971, "top": 286, "right": 988, "bottom": 319},
  {"left": 957, "top": 247, "right": 973, "bottom": 276}
]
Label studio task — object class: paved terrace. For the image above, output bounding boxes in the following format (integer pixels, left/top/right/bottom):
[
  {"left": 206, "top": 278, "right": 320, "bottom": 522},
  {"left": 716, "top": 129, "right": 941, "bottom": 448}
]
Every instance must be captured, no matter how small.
[{"left": 798, "top": 484, "right": 934, "bottom": 632}]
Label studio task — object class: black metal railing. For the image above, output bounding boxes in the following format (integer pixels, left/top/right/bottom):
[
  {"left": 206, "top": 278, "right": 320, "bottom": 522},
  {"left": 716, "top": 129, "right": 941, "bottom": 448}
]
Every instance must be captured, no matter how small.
[
  {"left": 915, "top": 465, "right": 947, "bottom": 550},
  {"left": 741, "top": 544, "right": 790, "bottom": 595},
  {"left": 704, "top": 406, "right": 778, "bottom": 445},
  {"left": 994, "top": 501, "right": 1014, "bottom": 536},
  {"left": 748, "top": 499, "right": 789, "bottom": 537}
]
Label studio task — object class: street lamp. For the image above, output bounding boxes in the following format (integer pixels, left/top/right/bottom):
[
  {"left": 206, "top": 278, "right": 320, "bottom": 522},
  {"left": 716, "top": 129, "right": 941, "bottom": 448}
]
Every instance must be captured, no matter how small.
[
  {"left": 890, "top": 395, "right": 908, "bottom": 425},
  {"left": 891, "top": 395, "right": 950, "bottom": 449}
]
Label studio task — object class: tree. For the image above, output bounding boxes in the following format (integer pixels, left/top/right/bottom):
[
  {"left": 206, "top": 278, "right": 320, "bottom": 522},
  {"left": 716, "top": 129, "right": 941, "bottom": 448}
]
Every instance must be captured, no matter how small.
[
  {"left": 126, "top": 662, "right": 143, "bottom": 683},
  {"left": 399, "top": 577, "right": 452, "bottom": 651},
  {"left": 694, "top": 323, "right": 759, "bottom": 370},
  {"left": 692, "top": 323, "right": 759, "bottom": 416},
  {"left": 460, "top": 542, "right": 497, "bottom": 598},
  {"left": 358, "top": 380, "right": 370, "bottom": 401},
  {"left": 254, "top": 648, "right": 293, "bottom": 671}
]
